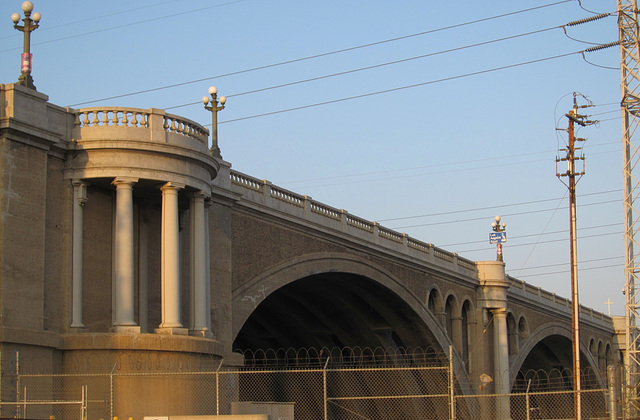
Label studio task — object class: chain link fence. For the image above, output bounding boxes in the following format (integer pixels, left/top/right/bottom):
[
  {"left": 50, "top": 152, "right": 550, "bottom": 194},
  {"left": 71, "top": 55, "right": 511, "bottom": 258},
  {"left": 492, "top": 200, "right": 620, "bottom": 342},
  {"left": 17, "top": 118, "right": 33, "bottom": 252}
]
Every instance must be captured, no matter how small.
[{"left": 1, "top": 347, "right": 614, "bottom": 419}]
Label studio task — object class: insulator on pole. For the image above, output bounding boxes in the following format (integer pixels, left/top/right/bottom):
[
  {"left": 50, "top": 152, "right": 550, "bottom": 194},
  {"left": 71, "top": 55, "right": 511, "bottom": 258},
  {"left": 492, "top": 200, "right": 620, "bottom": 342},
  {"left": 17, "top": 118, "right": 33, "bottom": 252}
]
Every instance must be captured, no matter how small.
[
  {"left": 566, "top": 12, "right": 612, "bottom": 26},
  {"left": 585, "top": 41, "right": 622, "bottom": 53}
]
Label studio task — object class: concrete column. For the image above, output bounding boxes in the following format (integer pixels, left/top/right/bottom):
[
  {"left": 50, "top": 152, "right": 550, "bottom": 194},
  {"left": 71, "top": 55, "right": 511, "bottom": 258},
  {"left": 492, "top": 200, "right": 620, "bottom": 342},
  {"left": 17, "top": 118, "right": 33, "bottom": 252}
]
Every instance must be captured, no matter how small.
[
  {"left": 477, "top": 260, "right": 511, "bottom": 419},
  {"left": 204, "top": 199, "right": 212, "bottom": 334},
  {"left": 138, "top": 211, "right": 149, "bottom": 333},
  {"left": 157, "top": 182, "right": 187, "bottom": 334},
  {"left": 112, "top": 178, "right": 139, "bottom": 331},
  {"left": 493, "top": 308, "right": 511, "bottom": 419},
  {"left": 71, "top": 180, "right": 88, "bottom": 329},
  {"left": 190, "top": 191, "right": 212, "bottom": 337}
]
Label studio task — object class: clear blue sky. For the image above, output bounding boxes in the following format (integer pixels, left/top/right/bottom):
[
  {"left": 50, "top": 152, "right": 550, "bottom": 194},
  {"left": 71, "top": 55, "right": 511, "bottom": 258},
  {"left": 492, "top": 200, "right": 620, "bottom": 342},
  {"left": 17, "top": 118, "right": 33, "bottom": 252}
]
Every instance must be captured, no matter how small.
[{"left": 0, "top": 1, "right": 625, "bottom": 316}]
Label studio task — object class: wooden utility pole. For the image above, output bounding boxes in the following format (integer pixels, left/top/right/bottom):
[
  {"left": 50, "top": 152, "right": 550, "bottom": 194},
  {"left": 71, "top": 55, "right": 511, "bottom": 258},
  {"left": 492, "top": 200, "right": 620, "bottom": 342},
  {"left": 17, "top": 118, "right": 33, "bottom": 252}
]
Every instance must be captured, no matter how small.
[{"left": 556, "top": 93, "right": 593, "bottom": 420}]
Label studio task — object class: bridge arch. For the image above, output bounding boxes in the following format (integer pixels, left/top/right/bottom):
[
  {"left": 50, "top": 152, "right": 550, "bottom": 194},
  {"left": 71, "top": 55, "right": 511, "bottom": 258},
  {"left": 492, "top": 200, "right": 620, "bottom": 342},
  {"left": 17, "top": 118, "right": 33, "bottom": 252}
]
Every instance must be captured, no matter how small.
[
  {"left": 518, "top": 315, "right": 530, "bottom": 339},
  {"left": 427, "top": 285, "right": 445, "bottom": 325},
  {"left": 444, "top": 293, "right": 459, "bottom": 341},
  {"left": 509, "top": 322, "right": 604, "bottom": 389},
  {"left": 231, "top": 252, "right": 472, "bottom": 390}
]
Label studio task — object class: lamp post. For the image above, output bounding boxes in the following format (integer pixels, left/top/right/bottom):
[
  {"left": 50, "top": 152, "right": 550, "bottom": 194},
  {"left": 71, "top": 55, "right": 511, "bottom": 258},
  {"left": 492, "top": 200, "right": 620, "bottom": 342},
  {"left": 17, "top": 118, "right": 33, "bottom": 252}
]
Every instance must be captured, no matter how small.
[
  {"left": 202, "top": 86, "right": 226, "bottom": 158},
  {"left": 491, "top": 216, "right": 507, "bottom": 262},
  {"left": 11, "top": 1, "right": 41, "bottom": 90}
]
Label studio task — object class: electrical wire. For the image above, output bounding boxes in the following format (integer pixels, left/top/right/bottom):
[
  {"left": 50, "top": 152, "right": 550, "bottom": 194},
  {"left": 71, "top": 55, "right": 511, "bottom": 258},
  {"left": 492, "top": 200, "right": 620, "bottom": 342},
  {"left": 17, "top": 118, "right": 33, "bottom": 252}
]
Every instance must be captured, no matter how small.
[
  {"left": 390, "top": 199, "right": 620, "bottom": 230},
  {"left": 458, "top": 230, "right": 622, "bottom": 254},
  {"left": 443, "top": 222, "right": 622, "bottom": 248},
  {"left": 218, "top": 50, "right": 582, "bottom": 125},
  {"left": 577, "top": 0, "right": 609, "bottom": 15},
  {"left": 515, "top": 255, "right": 624, "bottom": 273},
  {"left": 163, "top": 26, "right": 561, "bottom": 111},
  {"left": 278, "top": 144, "right": 620, "bottom": 191},
  {"left": 516, "top": 263, "right": 623, "bottom": 278},
  {"left": 377, "top": 189, "right": 621, "bottom": 223},
  {"left": 0, "top": 0, "right": 183, "bottom": 40},
  {"left": 65, "top": 0, "right": 574, "bottom": 107},
  {"left": 0, "top": 0, "right": 248, "bottom": 50}
]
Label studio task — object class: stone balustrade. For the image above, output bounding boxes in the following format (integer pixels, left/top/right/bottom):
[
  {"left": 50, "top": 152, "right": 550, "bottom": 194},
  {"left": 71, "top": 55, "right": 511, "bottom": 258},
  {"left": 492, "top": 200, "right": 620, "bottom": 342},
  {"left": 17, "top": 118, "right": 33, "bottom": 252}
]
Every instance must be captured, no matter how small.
[
  {"left": 72, "top": 107, "right": 209, "bottom": 145},
  {"left": 228, "top": 169, "right": 476, "bottom": 276},
  {"left": 509, "top": 276, "right": 610, "bottom": 326}
]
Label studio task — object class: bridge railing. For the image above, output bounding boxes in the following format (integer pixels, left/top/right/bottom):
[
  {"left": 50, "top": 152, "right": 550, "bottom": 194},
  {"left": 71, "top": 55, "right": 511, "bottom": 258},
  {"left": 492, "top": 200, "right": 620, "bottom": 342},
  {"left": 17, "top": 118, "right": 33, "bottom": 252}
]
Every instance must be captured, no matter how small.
[
  {"left": 508, "top": 276, "right": 612, "bottom": 327},
  {"left": 228, "top": 169, "right": 477, "bottom": 276},
  {"left": 225, "top": 169, "right": 612, "bottom": 325},
  {"left": 70, "top": 107, "right": 210, "bottom": 150}
]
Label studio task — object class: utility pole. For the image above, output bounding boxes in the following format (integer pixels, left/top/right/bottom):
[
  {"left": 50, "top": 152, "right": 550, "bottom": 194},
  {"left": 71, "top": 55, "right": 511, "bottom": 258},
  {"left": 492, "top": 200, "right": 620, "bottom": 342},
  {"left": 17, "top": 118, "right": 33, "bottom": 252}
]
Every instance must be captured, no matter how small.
[{"left": 556, "top": 93, "right": 594, "bottom": 420}]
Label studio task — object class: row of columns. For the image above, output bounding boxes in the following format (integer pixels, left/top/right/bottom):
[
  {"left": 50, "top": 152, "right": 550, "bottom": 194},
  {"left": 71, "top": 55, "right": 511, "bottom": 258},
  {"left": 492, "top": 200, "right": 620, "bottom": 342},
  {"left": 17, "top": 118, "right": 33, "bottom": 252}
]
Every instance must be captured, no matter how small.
[{"left": 71, "top": 178, "right": 212, "bottom": 337}]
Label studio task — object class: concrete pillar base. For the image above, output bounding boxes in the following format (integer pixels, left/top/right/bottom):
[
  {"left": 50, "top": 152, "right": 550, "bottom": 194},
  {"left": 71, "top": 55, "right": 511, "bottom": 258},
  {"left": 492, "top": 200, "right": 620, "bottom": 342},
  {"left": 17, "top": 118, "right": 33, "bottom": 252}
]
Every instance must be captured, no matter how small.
[
  {"left": 112, "top": 326, "right": 141, "bottom": 334},
  {"left": 189, "top": 330, "right": 214, "bottom": 339},
  {"left": 69, "top": 327, "right": 89, "bottom": 333},
  {"left": 155, "top": 327, "right": 189, "bottom": 335}
]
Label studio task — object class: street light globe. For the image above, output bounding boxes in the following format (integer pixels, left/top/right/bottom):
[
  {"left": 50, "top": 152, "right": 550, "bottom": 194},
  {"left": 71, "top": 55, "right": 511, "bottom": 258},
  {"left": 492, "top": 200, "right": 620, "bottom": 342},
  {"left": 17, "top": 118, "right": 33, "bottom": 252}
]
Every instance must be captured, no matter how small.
[
  {"left": 494, "top": 216, "right": 501, "bottom": 223},
  {"left": 219, "top": 96, "right": 226, "bottom": 105},
  {"left": 32, "top": 12, "right": 41, "bottom": 22},
  {"left": 11, "top": 13, "right": 20, "bottom": 23},
  {"left": 502, "top": 222, "right": 507, "bottom": 228},
  {"left": 491, "top": 222, "right": 497, "bottom": 228},
  {"left": 21, "top": 1, "right": 34, "bottom": 13},
  {"left": 202, "top": 96, "right": 210, "bottom": 105},
  {"left": 208, "top": 86, "right": 217, "bottom": 95}
]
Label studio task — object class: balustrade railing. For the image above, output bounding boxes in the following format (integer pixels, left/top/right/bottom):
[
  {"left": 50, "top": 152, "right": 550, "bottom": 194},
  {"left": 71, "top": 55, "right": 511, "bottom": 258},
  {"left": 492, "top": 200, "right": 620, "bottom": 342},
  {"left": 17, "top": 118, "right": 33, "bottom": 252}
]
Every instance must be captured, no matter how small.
[
  {"left": 74, "top": 108, "right": 149, "bottom": 129},
  {"left": 226, "top": 169, "right": 477, "bottom": 275},
  {"left": 72, "top": 107, "right": 208, "bottom": 143},
  {"left": 509, "top": 276, "right": 609, "bottom": 323}
]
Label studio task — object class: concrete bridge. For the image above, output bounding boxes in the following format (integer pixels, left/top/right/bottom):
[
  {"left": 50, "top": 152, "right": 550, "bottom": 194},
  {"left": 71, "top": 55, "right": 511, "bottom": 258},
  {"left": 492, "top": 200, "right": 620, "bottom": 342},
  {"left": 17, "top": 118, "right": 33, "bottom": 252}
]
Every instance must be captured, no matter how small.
[{"left": 0, "top": 83, "right": 617, "bottom": 411}]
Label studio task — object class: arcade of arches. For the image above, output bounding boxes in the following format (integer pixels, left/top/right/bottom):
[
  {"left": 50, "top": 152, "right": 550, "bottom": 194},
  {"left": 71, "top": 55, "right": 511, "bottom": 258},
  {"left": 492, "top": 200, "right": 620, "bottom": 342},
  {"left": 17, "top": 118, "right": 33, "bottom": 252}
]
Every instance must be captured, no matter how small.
[{"left": 234, "top": 271, "right": 616, "bottom": 392}]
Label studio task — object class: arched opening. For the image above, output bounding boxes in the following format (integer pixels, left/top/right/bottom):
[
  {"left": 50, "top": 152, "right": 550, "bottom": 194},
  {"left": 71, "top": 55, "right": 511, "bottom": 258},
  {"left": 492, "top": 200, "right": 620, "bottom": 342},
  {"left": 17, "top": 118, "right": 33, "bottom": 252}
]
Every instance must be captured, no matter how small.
[
  {"left": 461, "top": 300, "right": 472, "bottom": 370},
  {"left": 597, "top": 341, "right": 604, "bottom": 372},
  {"left": 427, "top": 288, "right": 443, "bottom": 324},
  {"left": 445, "top": 295, "right": 454, "bottom": 341},
  {"left": 233, "top": 272, "right": 457, "bottom": 419},
  {"left": 605, "top": 343, "right": 612, "bottom": 372},
  {"left": 514, "top": 335, "right": 597, "bottom": 391},
  {"left": 234, "top": 273, "right": 442, "bottom": 353}
]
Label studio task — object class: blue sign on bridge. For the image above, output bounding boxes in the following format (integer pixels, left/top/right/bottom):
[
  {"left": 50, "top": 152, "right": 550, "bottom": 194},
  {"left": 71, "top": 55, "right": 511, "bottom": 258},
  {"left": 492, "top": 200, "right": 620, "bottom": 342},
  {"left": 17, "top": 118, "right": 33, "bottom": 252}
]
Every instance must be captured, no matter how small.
[{"left": 489, "top": 231, "right": 507, "bottom": 244}]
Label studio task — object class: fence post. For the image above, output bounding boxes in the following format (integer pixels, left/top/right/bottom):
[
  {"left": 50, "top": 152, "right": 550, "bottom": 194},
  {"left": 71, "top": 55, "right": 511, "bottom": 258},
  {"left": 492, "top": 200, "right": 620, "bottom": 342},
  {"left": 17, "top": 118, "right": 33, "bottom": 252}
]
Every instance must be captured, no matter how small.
[
  {"left": 323, "top": 357, "right": 329, "bottom": 420},
  {"left": 216, "top": 359, "right": 223, "bottom": 415},
  {"left": 110, "top": 362, "right": 116, "bottom": 420},
  {"left": 82, "top": 385, "right": 87, "bottom": 420},
  {"left": 15, "top": 351, "right": 19, "bottom": 419},
  {"left": 526, "top": 379, "right": 531, "bottom": 420},
  {"left": 449, "top": 346, "right": 455, "bottom": 420}
]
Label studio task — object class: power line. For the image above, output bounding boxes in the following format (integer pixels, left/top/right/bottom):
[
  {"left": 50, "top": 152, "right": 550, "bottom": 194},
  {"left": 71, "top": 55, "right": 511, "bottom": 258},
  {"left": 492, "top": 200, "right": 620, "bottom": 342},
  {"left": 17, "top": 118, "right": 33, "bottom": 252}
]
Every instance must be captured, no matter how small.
[
  {"left": 65, "top": 0, "right": 574, "bottom": 107},
  {"left": 390, "top": 198, "right": 620, "bottom": 230},
  {"left": 442, "top": 222, "right": 622, "bottom": 248},
  {"left": 457, "top": 230, "right": 622, "bottom": 254},
  {"left": 516, "top": 262, "right": 623, "bottom": 278},
  {"left": 515, "top": 255, "right": 624, "bottom": 273},
  {"left": 163, "top": 25, "right": 564, "bottom": 111},
  {"left": 378, "top": 189, "right": 620, "bottom": 223},
  {"left": 277, "top": 144, "right": 620, "bottom": 191},
  {"left": 0, "top": 0, "right": 183, "bottom": 41},
  {"left": 0, "top": 0, "right": 248, "bottom": 50},
  {"left": 218, "top": 51, "right": 582, "bottom": 125}
]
